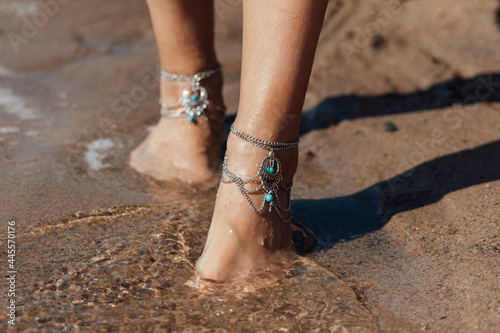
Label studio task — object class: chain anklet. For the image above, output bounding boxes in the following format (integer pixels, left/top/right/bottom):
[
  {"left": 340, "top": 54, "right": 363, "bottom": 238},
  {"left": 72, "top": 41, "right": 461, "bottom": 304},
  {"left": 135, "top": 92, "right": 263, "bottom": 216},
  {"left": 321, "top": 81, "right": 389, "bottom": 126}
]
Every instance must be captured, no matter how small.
[
  {"left": 160, "top": 64, "right": 226, "bottom": 130},
  {"left": 222, "top": 124, "right": 299, "bottom": 224}
]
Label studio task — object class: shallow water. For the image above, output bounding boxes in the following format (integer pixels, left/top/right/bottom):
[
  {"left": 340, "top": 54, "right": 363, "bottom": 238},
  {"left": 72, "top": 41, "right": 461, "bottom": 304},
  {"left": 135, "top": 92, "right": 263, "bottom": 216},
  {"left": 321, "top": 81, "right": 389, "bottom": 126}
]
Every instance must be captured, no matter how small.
[{"left": 11, "top": 190, "right": 415, "bottom": 332}]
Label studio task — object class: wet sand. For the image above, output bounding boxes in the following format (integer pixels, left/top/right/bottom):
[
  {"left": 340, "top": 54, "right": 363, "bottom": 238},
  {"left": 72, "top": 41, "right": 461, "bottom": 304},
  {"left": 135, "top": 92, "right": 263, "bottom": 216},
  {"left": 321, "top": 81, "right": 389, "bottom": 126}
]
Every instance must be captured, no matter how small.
[{"left": 1, "top": 0, "right": 499, "bottom": 331}]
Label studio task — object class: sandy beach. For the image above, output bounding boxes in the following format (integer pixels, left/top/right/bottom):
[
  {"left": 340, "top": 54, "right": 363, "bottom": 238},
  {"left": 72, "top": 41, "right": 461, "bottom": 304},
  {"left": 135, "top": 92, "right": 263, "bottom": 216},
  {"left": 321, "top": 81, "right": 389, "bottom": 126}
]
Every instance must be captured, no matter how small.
[{"left": 1, "top": 0, "right": 499, "bottom": 331}]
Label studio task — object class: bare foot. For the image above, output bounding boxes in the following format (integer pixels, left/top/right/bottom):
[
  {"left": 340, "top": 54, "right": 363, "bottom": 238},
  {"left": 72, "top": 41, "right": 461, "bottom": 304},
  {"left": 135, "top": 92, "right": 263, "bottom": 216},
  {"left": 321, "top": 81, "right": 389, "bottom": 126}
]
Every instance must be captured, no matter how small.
[
  {"left": 130, "top": 75, "right": 224, "bottom": 183},
  {"left": 195, "top": 131, "right": 298, "bottom": 282}
]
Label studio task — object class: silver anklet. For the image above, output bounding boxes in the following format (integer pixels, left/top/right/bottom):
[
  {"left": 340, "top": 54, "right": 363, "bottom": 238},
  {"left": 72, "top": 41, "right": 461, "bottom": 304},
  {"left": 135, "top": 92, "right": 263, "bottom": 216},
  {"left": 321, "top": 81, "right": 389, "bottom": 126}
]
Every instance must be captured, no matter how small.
[
  {"left": 222, "top": 124, "right": 299, "bottom": 224},
  {"left": 160, "top": 64, "right": 226, "bottom": 127}
]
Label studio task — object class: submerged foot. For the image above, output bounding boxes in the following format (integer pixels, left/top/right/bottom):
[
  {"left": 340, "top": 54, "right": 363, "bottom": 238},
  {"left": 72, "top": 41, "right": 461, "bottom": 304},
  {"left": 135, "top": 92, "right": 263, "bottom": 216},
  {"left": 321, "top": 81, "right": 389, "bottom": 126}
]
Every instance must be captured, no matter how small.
[
  {"left": 195, "top": 129, "right": 298, "bottom": 282},
  {"left": 130, "top": 73, "right": 224, "bottom": 184},
  {"left": 130, "top": 116, "right": 223, "bottom": 184}
]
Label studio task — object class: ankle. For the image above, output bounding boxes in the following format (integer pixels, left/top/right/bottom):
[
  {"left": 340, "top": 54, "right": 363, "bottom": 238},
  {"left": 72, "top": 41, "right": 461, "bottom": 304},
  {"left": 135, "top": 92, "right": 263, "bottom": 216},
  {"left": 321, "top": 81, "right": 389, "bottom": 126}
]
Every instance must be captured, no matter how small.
[
  {"left": 157, "top": 64, "right": 226, "bottom": 134},
  {"left": 221, "top": 125, "right": 298, "bottom": 226},
  {"left": 225, "top": 126, "right": 299, "bottom": 183},
  {"left": 160, "top": 71, "right": 223, "bottom": 104}
]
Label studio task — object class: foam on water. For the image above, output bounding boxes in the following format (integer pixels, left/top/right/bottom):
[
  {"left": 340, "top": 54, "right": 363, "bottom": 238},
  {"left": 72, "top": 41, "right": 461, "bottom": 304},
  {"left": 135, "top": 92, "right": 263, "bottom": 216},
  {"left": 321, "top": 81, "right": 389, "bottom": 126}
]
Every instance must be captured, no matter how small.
[
  {"left": 0, "top": 66, "right": 17, "bottom": 77},
  {"left": 0, "top": 1, "right": 38, "bottom": 17},
  {"left": 24, "top": 130, "right": 38, "bottom": 137},
  {"left": 84, "top": 138, "right": 114, "bottom": 170},
  {"left": 0, "top": 126, "right": 20, "bottom": 134},
  {"left": 0, "top": 87, "right": 38, "bottom": 120}
]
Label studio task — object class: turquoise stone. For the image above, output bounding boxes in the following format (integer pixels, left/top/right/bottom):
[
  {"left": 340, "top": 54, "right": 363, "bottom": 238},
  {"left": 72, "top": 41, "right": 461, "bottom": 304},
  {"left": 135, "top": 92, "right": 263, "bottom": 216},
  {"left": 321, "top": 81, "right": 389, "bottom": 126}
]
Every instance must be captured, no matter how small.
[
  {"left": 188, "top": 115, "right": 196, "bottom": 122},
  {"left": 265, "top": 194, "right": 274, "bottom": 202},
  {"left": 267, "top": 167, "right": 275, "bottom": 174},
  {"left": 190, "top": 94, "right": 199, "bottom": 101}
]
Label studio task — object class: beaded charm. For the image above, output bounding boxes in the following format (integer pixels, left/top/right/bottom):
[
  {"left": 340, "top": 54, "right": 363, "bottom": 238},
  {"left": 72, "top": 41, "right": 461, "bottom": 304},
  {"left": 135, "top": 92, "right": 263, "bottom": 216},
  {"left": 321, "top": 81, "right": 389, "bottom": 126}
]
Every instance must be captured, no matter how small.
[
  {"left": 180, "top": 82, "right": 209, "bottom": 122},
  {"left": 159, "top": 64, "right": 225, "bottom": 132}
]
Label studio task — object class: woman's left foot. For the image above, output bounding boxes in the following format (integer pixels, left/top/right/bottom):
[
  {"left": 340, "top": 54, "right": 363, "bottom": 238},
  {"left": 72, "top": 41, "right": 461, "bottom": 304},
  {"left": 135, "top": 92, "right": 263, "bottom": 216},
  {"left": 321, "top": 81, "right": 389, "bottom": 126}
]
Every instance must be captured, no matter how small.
[{"left": 130, "top": 74, "right": 224, "bottom": 184}]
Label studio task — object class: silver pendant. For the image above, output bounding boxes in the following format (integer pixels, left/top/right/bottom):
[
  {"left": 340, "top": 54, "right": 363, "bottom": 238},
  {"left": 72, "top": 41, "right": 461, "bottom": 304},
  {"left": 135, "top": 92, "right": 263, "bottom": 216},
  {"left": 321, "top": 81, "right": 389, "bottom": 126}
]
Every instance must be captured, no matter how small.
[
  {"left": 181, "top": 82, "right": 209, "bottom": 121},
  {"left": 259, "top": 151, "right": 282, "bottom": 212}
]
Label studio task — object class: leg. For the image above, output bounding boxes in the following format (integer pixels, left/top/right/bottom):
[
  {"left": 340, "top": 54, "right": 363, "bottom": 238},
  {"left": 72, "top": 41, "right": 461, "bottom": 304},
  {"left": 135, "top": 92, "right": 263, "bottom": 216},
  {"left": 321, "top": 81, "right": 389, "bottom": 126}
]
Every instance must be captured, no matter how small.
[
  {"left": 130, "top": 0, "right": 224, "bottom": 183},
  {"left": 196, "top": 0, "right": 328, "bottom": 281}
]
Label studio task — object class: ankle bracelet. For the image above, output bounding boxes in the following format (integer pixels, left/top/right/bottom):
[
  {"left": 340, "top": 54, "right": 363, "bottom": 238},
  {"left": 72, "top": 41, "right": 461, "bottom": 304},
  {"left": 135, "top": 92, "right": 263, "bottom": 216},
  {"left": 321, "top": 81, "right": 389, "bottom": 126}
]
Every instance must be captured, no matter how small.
[
  {"left": 159, "top": 64, "right": 226, "bottom": 131},
  {"left": 222, "top": 124, "right": 299, "bottom": 224}
]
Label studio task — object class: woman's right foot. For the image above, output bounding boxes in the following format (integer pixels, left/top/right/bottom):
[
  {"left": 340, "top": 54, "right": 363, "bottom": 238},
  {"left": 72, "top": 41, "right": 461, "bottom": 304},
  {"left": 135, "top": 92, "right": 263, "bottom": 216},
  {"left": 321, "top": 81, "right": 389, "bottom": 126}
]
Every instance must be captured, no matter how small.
[
  {"left": 130, "top": 73, "right": 224, "bottom": 184},
  {"left": 195, "top": 129, "right": 298, "bottom": 282}
]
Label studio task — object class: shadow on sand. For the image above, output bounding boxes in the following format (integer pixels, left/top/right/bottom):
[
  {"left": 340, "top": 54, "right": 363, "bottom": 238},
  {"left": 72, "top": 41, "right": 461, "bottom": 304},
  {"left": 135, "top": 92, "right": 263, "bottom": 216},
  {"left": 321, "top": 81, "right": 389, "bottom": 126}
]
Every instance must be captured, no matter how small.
[
  {"left": 290, "top": 72, "right": 500, "bottom": 252},
  {"left": 299, "top": 72, "right": 500, "bottom": 135},
  {"left": 292, "top": 140, "right": 500, "bottom": 251}
]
